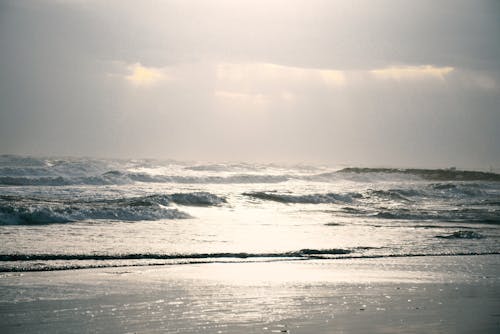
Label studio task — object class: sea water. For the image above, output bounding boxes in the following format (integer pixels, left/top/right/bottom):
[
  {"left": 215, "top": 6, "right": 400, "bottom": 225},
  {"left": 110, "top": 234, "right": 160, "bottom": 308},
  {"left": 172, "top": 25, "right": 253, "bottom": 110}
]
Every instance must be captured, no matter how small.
[{"left": 0, "top": 155, "right": 499, "bottom": 271}]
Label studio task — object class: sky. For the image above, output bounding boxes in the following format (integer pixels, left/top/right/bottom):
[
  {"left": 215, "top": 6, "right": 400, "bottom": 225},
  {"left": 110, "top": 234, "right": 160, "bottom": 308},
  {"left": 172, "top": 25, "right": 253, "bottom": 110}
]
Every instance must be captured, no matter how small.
[{"left": 0, "top": 0, "right": 499, "bottom": 168}]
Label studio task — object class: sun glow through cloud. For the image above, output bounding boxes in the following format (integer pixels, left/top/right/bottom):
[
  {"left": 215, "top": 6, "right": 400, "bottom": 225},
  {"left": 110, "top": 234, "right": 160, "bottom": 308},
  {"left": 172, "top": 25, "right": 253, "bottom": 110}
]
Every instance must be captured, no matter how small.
[
  {"left": 214, "top": 90, "right": 269, "bottom": 105},
  {"left": 125, "top": 63, "right": 167, "bottom": 86},
  {"left": 216, "top": 63, "right": 346, "bottom": 87},
  {"left": 370, "top": 65, "right": 454, "bottom": 80},
  {"left": 214, "top": 62, "right": 346, "bottom": 107}
]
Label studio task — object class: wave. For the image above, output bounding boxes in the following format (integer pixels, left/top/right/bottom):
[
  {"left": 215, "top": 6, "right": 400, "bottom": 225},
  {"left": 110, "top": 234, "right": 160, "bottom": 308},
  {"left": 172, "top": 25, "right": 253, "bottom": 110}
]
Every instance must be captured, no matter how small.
[
  {"left": 436, "top": 230, "right": 485, "bottom": 239},
  {"left": 1, "top": 251, "right": 499, "bottom": 272},
  {"left": 168, "top": 192, "right": 226, "bottom": 206},
  {"left": 0, "top": 173, "right": 291, "bottom": 186},
  {"left": 366, "top": 189, "right": 413, "bottom": 202},
  {"left": 367, "top": 185, "right": 498, "bottom": 204},
  {"left": 0, "top": 248, "right": 352, "bottom": 262},
  {"left": 0, "top": 203, "right": 190, "bottom": 225},
  {"left": 336, "top": 167, "right": 500, "bottom": 182},
  {"left": 0, "top": 192, "right": 225, "bottom": 225},
  {"left": 132, "top": 173, "right": 290, "bottom": 184},
  {"left": 0, "top": 155, "right": 50, "bottom": 167},
  {"left": 0, "top": 176, "right": 72, "bottom": 186},
  {"left": 243, "top": 191, "right": 361, "bottom": 204},
  {"left": 2, "top": 155, "right": 499, "bottom": 186},
  {"left": 1, "top": 192, "right": 225, "bottom": 207},
  {"left": 0, "top": 156, "right": 292, "bottom": 185},
  {"left": 371, "top": 208, "right": 500, "bottom": 224},
  {"left": 183, "top": 163, "right": 252, "bottom": 172}
]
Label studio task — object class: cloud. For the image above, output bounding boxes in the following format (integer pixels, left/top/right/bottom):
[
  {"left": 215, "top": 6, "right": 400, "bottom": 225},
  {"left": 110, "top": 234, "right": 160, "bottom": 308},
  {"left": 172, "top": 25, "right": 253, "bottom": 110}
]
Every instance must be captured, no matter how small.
[
  {"left": 213, "top": 62, "right": 345, "bottom": 107},
  {"left": 214, "top": 90, "right": 269, "bottom": 106},
  {"left": 216, "top": 62, "right": 346, "bottom": 88},
  {"left": 370, "top": 65, "right": 454, "bottom": 81},
  {"left": 125, "top": 63, "right": 167, "bottom": 86},
  {"left": 319, "top": 70, "right": 346, "bottom": 87},
  {"left": 465, "top": 72, "right": 498, "bottom": 92},
  {"left": 215, "top": 63, "right": 459, "bottom": 95}
]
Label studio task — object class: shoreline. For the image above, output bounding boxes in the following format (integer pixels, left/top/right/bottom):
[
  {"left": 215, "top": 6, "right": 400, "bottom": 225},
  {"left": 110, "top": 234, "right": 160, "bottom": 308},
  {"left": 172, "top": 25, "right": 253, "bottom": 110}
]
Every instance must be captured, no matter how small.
[
  {"left": 1, "top": 255, "right": 499, "bottom": 333},
  {"left": 2, "top": 252, "right": 500, "bottom": 273}
]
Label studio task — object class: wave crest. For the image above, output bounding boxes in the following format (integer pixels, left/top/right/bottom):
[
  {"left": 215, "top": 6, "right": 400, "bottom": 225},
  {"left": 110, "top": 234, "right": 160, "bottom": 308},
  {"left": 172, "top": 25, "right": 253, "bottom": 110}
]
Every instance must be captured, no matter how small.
[
  {"left": 243, "top": 191, "right": 360, "bottom": 204},
  {"left": 0, "top": 173, "right": 290, "bottom": 186},
  {"left": 436, "top": 230, "right": 485, "bottom": 239},
  {"left": 0, "top": 202, "right": 190, "bottom": 225},
  {"left": 0, "top": 192, "right": 226, "bottom": 225},
  {"left": 0, "top": 248, "right": 352, "bottom": 262},
  {"left": 336, "top": 167, "right": 500, "bottom": 182}
]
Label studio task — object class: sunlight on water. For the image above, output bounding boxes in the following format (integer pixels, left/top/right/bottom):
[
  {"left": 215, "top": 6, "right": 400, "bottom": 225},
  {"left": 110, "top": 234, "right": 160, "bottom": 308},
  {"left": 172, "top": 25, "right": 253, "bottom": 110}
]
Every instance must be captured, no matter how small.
[{"left": 0, "top": 156, "right": 499, "bottom": 271}]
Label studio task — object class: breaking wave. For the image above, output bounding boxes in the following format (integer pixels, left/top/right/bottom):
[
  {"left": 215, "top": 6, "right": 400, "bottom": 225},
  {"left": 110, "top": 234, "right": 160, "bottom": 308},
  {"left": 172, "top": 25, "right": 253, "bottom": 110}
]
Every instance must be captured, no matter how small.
[
  {"left": 0, "top": 248, "right": 352, "bottom": 262},
  {"left": 0, "top": 176, "right": 72, "bottom": 186},
  {"left": 436, "top": 230, "right": 485, "bottom": 239},
  {"left": 168, "top": 192, "right": 226, "bottom": 206},
  {"left": 0, "top": 192, "right": 226, "bottom": 225},
  {"left": 335, "top": 167, "right": 500, "bottom": 182},
  {"left": 243, "top": 191, "right": 361, "bottom": 204},
  {"left": 371, "top": 208, "right": 500, "bottom": 224},
  {"left": 2, "top": 155, "right": 499, "bottom": 186},
  {"left": 366, "top": 189, "right": 414, "bottom": 202},
  {"left": 1, "top": 250, "right": 499, "bottom": 272},
  {"left": 0, "top": 173, "right": 290, "bottom": 186},
  {"left": 0, "top": 248, "right": 353, "bottom": 272},
  {"left": 0, "top": 202, "right": 190, "bottom": 225}
]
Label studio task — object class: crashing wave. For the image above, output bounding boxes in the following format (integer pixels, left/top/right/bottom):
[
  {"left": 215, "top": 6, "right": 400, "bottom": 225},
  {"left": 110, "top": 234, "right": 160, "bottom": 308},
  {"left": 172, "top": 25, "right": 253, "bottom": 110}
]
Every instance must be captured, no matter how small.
[
  {"left": 336, "top": 167, "right": 500, "bottom": 182},
  {"left": 0, "top": 192, "right": 226, "bottom": 225},
  {"left": 169, "top": 192, "right": 226, "bottom": 206},
  {"left": 370, "top": 208, "right": 500, "bottom": 224},
  {"left": 0, "top": 248, "right": 354, "bottom": 272},
  {"left": 184, "top": 164, "right": 234, "bottom": 172},
  {"left": 243, "top": 191, "right": 360, "bottom": 204},
  {"left": 366, "top": 189, "right": 414, "bottom": 202},
  {"left": 436, "top": 230, "right": 485, "bottom": 239},
  {"left": 0, "top": 173, "right": 290, "bottom": 186},
  {"left": 0, "top": 176, "right": 72, "bottom": 186},
  {"left": 3, "top": 250, "right": 500, "bottom": 272},
  {"left": 0, "top": 248, "right": 352, "bottom": 262},
  {"left": 0, "top": 203, "right": 190, "bottom": 225}
]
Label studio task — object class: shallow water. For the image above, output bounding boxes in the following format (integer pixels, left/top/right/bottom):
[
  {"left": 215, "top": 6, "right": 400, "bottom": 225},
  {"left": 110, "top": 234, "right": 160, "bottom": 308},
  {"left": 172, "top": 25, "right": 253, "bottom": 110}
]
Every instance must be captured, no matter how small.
[
  {"left": 1, "top": 257, "right": 499, "bottom": 334},
  {"left": 1, "top": 155, "right": 499, "bottom": 271}
]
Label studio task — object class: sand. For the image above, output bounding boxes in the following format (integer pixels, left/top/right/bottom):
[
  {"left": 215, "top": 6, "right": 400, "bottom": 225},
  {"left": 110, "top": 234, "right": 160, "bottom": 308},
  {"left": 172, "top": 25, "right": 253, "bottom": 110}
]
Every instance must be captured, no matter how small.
[{"left": 1, "top": 255, "right": 499, "bottom": 333}]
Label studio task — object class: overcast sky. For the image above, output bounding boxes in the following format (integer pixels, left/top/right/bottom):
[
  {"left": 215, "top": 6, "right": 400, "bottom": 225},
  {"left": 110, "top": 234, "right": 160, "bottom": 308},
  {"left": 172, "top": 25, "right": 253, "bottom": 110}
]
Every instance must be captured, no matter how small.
[{"left": 1, "top": 0, "right": 499, "bottom": 168}]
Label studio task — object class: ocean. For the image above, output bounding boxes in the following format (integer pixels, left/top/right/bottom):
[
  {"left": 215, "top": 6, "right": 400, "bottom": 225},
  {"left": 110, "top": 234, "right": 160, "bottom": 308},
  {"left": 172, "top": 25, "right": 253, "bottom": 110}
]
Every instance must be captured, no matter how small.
[{"left": 1, "top": 155, "right": 499, "bottom": 272}]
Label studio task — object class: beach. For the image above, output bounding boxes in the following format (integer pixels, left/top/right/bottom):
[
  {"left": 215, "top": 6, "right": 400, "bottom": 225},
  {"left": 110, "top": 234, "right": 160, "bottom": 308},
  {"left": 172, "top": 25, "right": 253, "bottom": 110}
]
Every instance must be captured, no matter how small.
[
  {"left": 1, "top": 156, "right": 499, "bottom": 332},
  {"left": 1, "top": 255, "right": 499, "bottom": 333}
]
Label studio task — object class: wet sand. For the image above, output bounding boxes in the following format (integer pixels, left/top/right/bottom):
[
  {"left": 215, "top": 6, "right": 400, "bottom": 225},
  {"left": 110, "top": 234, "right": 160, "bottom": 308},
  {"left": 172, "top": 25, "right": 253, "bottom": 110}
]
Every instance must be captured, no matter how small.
[{"left": 1, "top": 255, "right": 499, "bottom": 333}]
